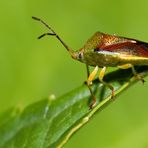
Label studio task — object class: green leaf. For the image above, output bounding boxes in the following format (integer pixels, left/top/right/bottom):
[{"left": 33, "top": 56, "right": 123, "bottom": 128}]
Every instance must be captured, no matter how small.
[{"left": 0, "top": 66, "right": 148, "bottom": 148}]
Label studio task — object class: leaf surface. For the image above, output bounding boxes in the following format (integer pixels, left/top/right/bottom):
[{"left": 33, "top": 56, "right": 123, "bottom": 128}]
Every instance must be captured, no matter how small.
[{"left": 0, "top": 66, "right": 148, "bottom": 148}]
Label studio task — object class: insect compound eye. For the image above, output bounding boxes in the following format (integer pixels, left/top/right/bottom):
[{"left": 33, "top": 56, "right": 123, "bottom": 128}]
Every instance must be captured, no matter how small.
[
  {"left": 94, "top": 48, "right": 99, "bottom": 52},
  {"left": 78, "top": 52, "right": 83, "bottom": 59}
]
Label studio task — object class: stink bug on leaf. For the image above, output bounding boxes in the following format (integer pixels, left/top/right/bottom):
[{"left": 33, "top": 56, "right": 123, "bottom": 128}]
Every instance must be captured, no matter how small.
[{"left": 32, "top": 16, "right": 147, "bottom": 109}]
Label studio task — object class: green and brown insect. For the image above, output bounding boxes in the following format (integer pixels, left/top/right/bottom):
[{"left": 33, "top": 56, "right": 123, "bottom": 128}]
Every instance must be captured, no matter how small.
[{"left": 32, "top": 16, "right": 147, "bottom": 108}]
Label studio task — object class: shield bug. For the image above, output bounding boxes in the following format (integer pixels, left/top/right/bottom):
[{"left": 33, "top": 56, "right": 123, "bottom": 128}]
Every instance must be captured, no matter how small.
[{"left": 32, "top": 16, "right": 147, "bottom": 109}]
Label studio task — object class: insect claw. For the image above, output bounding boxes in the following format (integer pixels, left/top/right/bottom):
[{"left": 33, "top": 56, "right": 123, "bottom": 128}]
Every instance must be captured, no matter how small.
[
  {"left": 142, "top": 79, "right": 146, "bottom": 84},
  {"left": 140, "top": 78, "right": 145, "bottom": 84},
  {"left": 134, "top": 73, "right": 145, "bottom": 84},
  {"left": 138, "top": 75, "right": 145, "bottom": 84}
]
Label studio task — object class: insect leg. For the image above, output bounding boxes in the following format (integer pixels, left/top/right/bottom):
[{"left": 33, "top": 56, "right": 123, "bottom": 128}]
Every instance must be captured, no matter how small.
[
  {"left": 87, "top": 66, "right": 98, "bottom": 85},
  {"left": 86, "top": 64, "right": 90, "bottom": 78},
  {"left": 99, "top": 67, "right": 114, "bottom": 98},
  {"left": 86, "top": 66, "right": 98, "bottom": 109},
  {"left": 118, "top": 63, "right": 133, "bottom": 69},
  {"left": 131, "top": 66, "right": 145, "bottom": 84},
  {"left": 118, "top": 64, "right": 145, "bottom": 83},
  {"left": 86, "top": 84, "right": 97, "bottom": 109}
]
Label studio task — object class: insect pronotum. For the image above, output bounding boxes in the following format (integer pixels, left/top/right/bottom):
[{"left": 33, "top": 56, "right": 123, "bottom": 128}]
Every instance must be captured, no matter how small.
[{"left": 32, "top": 16, "right": 147, "bottom": 109}]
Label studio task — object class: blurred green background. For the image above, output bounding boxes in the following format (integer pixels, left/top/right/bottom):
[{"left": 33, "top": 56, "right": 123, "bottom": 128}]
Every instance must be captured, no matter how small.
[{"left": 0, "top": 0, "right": 148, "bottom": 147}]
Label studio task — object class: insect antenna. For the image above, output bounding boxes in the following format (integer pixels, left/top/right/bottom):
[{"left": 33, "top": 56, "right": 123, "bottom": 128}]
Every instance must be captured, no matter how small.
[{"left": 32, "top": 16, "right": 76, "bottom": 58}]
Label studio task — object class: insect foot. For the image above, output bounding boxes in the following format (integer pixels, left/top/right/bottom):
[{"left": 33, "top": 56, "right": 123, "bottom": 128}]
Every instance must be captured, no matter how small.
[
  {"left": 135, "top": 74, "right": 145, "bottom": 84},
  {"left": 89, "top": 96, "right": 97, "bottom": 110},
  {"left": 111, "top": 88, "right": 115, "bottom": 99}
]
